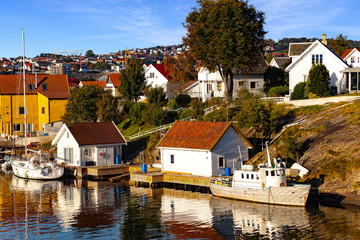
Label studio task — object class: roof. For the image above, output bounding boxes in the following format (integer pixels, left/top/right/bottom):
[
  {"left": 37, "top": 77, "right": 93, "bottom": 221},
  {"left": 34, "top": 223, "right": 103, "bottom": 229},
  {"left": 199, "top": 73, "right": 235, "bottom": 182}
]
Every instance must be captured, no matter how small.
[
  {"left": 0, "top": 74, "right": 70, "bottom": 99},
  {"left": 157, "top": 121, "right": 253, "bottom": 150},
  {"left": 81, "top": 80, "right": 106, "bottom": 88},
  {"left": 67, "top": 122, "right": 126, "bottom": 146},
  {"left": 288, "top": 42, "right": 313, "bottom": 56},
  {"left": 232, "top": 52, "right": 268, "bottom": 75},
  {"left": 151, "top": 64, "right": 173, "bottom": 81},
  {"left": 107, "top": 74, "right": 121, "bottom": 87},
  {"left": 341, "top": 47, "right": 360, "bottom": 59},
  {"left": 273, "top": 57, "right": 291, "bottom": 69}
]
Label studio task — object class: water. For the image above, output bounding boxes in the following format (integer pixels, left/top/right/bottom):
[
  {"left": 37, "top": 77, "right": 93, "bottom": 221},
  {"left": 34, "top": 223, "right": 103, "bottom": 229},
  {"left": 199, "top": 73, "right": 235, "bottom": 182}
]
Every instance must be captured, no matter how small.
[{"left": 1, "top": 172, "right": 360, "bottom": 240}]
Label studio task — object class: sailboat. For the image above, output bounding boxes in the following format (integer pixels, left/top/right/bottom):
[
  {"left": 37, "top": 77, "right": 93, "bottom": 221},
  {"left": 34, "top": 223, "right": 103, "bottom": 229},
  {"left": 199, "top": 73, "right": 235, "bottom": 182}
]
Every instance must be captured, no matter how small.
[{"left": 11, "top": 29, "right": 64, "bottom": 180}]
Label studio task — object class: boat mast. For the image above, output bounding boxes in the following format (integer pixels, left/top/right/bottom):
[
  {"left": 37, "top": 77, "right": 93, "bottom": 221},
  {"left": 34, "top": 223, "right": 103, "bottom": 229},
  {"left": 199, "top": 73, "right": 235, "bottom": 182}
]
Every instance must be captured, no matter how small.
[
  {"left": 22, "top": 28, "right": 27, "bottom": 159},
  {"left": 266, "top": 142, "right": 271, "bottom": 167}
]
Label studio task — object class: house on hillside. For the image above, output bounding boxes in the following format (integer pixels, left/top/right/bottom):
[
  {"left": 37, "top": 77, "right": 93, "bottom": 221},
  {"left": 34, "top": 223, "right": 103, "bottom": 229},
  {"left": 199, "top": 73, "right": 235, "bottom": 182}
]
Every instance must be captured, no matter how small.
[
  {"left": 341, "top": 48, "right": 360, "bottom": 92},
  {"left": 156, "top": 121, "right": 253, "bottom": 177},
  {"left": 52, "top": 122, "right": 127, "bottom": 167},
  {"left": 79, "top": 80, "right": 106, "bottom": 89},
  {"left": 0, "top": 74, "right": 70, "bottom": 135},
  {"left": 104, "top": 73, "right": 121, "bottom": 97},
  {"left": 144, "top": 64, "right": 173, "bottom": 98},
  {"left": 286, "top": 35, "right": 349, "bottom": 94},
  {"left": 197, "top": 53, "right": 268, "bottom": 102}
]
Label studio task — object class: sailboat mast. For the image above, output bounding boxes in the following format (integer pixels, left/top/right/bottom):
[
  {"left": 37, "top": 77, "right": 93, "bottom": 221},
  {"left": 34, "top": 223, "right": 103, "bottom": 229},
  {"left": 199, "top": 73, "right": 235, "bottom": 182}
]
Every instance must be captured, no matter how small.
[{"left": 22, "top": 28, "right": 27, "bottom": 158}]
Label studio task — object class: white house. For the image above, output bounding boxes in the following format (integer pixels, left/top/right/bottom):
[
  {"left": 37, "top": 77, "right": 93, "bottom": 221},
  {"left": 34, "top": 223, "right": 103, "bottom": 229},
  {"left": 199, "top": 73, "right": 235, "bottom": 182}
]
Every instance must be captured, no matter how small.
[
  {"left": 286, "top": 37, "right": 349, "bottom": 94},
  {"left": 269, "top": 57, "right": 291, "bottom": 69},
  {"left": 104, "top": 73, "right": 121, "bottom": 97},
  {"left": 156, "top": 121, "right": 253, "bottom": 177},
  {"left": 52, "top": 122, "right": 127, "bottom": 167},
  {"left": 144, "top": 64, "right": 172, "bottom": 97},
  {"left": 341, "top": 47, "right": 360, "bottom": 92}
]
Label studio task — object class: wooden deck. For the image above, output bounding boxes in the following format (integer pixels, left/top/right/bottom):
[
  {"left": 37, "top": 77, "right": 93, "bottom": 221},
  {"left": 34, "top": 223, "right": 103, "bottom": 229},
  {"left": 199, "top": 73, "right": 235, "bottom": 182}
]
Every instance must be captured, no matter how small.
[{"left": 86, "top": 165, "right": 129, "bottom": 176}]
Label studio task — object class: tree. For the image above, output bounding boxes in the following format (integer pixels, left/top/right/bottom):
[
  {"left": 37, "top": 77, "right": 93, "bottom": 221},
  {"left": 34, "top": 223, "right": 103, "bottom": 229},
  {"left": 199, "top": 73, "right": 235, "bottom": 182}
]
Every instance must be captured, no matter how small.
[
  {"left": 290, "top": 82, "right": 306, "bottom": 100},
  {"left": 183, "top": 0, "right": 266, "bottom": 98},
  {"left": 163, "top": 51, "right": 198, "bottom": 83},
  {"left": 96, "top": 92, "right": 118, "bottom": 122},
  {"left": 307, "top": 63, "right": 330, "bottom": 97},
  {"left": 328, "top": 34, "right": 350, "bottom": 57},
  {"left": 263, "top": 67, "right": 287, "bottom": 93},
  {"left": 118, "top": 59, "right": 146, "bottom": 102},
  {"left": 85, "top": 50, "right": 95, "bottom": 58},
  {"left": 62, "top": 85, "right": 105, "bottom": 124},
  {"left": 145, "top": 86, "right": 167, "bottom": 106}
]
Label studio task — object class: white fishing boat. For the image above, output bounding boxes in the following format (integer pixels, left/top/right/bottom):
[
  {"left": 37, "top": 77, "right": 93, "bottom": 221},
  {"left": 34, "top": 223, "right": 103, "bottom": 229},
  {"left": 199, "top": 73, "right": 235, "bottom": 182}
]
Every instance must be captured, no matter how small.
[
  {"left": 11, "top": 29, "right": 64, "bottom": 180},
  {"left": 209, "top": 143, "right": 311, "bottom": 206}
]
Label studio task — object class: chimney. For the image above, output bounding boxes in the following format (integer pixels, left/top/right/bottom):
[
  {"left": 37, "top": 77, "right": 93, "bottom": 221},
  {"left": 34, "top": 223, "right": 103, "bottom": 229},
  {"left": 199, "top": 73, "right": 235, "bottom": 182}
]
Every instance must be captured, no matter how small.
[{"left": 322, "top": 34, "right": 327, "bottom": 45}]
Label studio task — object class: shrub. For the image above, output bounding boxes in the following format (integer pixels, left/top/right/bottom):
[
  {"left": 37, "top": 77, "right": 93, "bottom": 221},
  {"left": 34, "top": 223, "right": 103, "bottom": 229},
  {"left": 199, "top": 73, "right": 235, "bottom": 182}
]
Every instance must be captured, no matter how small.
[
  {"left": 129, "top": 102, "right": 146, "bottom": 123},
  {"left": 268, "top": 86, "right": 289, "bottom": 97},
  {"left": 175, "top": 94, "right": 191, "bottom": 108},
  {"left": 290, "top": 82, "right": 307, "bottom": 100},
  {"left": 145, "top": 86, "right": 167, "bottom": 106},
  {"left": 141, "top": 104, "right": 166, "bottom": 126},
  {"left": 307, "top": 63, "right": 330, "bottom": 97}
]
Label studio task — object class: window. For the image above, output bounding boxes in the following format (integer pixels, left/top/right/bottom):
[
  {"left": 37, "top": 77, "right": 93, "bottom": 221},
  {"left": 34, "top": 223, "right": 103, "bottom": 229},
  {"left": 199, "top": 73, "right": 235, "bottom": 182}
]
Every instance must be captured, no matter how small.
[
  {"left": 28, "top": 84, "right": 34, "bottom": 91},
  {"left": 271, "top": 171, "right": 275, "bottom": 176},
  {"left": 351, "top": 57, "right": 355, "bottom": 63},
  {"left": 241, "top": 173, "right": 244, "bottom": 178},
  {"left": 19, "top": 107, "right": 25, "bottom": 115},
  {"left": 170, "top": 154, "right": 174, "bottom": 164},
  {"left": 218, "top": 157, "right": 225, "bottom": 168},
  {"left": 85, "top": 149, "right": 92, "bottom": 157},
  {"left": 207, "top": 83, "right": 212, "bottom": 92},
  {"left": 149, "top": 72, "right": 154, "bottom": 78},
  {"left": 5, "top": 107, "right": 9, "bottom": 114},
  {"left": 217, "top": 82, "right": 222, "bottom": 91},
  {"left": 41, "top": 107, "right": 45, "bottom": 115},
  {"left": 250, "top": 82, "right": 257, "bottom": 89},
  {"left": 311, "top": 54, "right": 323, "bottom": 64},
  {"left": 64, "top": 148, "right": 73, "bottom": 164},
  {"left": 238, "top": 81, "right": 246, "bottom": 88},
  {"left": 251, "top": 174, "right": 254, "bottom": 179},
  {"left": 14, "top": 124, "right": 21, "bottom": 132},
  {"left": 246, "top": 174, "right": 249, "bottom": 179},
  {"left": 42, "top": 84, "right": 48, "bottom": 91}
]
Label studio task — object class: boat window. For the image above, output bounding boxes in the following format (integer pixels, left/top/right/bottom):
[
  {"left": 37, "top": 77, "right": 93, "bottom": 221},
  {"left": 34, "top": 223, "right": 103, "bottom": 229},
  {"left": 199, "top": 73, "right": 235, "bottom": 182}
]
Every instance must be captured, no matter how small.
[
  {"left": 276, "top": 170, "right": 280, "bottom": 176},
  {"left": 256, "top": 175, "right": 259, "bottom": 180},
  {"left": 280, "top": 170, "right": 285, "bottom": 176},
  {"left": 246, "top": 174, "right": 249, "bottom": 179},
  {"left": 241, "top": 173, "right": 244, "bottom": 178},
  {"left": 251, "top": 174, "right": 254, "bottom": 179},
  {"left": 271, "top": 171, "right": 275, "bottom": 176}
]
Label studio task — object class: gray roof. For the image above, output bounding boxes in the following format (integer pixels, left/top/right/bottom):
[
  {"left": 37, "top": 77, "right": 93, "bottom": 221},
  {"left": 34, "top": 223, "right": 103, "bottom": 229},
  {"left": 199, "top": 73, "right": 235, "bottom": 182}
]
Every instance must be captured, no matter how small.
[
  {"left": 273, "top": 57, "right": 291, "bottom": 69},
  {"left": 232, "top": 53, "right": 268, "bottom": 75},
  {"left": 288, "top": 43, "right": 313, "bottom": 56}
]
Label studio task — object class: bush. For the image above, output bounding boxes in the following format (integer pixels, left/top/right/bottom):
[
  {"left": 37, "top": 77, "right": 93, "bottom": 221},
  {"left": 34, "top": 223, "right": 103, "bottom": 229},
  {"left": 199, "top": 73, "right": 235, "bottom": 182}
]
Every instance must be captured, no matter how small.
[
  {"left": 141, "top": 104, "right": 166, "bottom": 126},
  {"left": 145, "top": 86, "right": 167, "bottom": 106},
  {"left": 263, "top": 67, "right": 287, "bottom": 93},
  {"left": 307, "top": 63, "right": 330, "bottom": 97},
  {"left": 190, "top": 99, "right": 204, "bottom": 120},
  {"left": 174, "top": 94, "right": 191, "bottom": 108},
  {"left": 268, "top": 86, "right": 289, "bottom": 97},
  {"left": 290, "top": 82, "right": 307, "bottom": 100},
  {"left": 129, "top": 102, "right": 146, "bottom": 123}
]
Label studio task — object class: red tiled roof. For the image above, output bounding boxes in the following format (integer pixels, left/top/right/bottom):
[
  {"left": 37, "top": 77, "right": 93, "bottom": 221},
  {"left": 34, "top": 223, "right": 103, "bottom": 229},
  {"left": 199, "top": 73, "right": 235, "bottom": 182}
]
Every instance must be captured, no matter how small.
[
  {"left": 152, "top": 64, "right": 173, "bottom": 81},
  {"left": 81, "top": 80, "right": 106, "bottom": 88},
  {"left": 157, "top": 121, "right": 252, "bottom": 150},
  {"left": 68, "top": 122, "right": 126, "bottom": 146},
  {"left": 341, "top": 48, "right": 360, "bottom": 59},
  {"left": 0, "top": 74, "right": 70, "bottom": 99},
  {"left": 108, "top": 74, "right": 121, "bottom": 87}
]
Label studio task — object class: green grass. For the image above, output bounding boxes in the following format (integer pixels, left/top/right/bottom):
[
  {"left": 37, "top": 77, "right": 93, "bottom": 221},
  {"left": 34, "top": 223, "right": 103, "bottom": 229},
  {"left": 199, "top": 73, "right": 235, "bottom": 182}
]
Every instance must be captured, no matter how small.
[
  {"left": 292, "top": 105, "right": 325, "bottom": 116},
  {"left": 117, "top": 119, "right": 156, "bottom": 137}
]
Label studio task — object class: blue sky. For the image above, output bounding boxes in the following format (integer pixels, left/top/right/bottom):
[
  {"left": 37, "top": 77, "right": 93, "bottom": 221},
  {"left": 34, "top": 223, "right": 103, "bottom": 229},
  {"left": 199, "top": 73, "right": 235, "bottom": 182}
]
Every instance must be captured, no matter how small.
[{"left": 1, "top": 0, "right": 360, "bottom": 58}]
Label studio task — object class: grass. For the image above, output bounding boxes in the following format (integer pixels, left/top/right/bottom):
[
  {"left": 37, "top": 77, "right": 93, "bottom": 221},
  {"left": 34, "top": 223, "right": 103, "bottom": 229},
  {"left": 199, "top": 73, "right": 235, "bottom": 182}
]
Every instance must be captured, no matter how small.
[
  {"left": 292, "top": 105, "right": 325, "bottom": 116},
  {"left": 117, "top": 119, "right": 156, "bottom": 137}
]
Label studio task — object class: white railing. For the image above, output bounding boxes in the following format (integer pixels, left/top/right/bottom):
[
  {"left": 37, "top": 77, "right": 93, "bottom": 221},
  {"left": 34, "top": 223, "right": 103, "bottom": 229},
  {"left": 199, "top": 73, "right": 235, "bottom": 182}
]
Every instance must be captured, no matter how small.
[
  {"left": 204, "top": 105, "right": 217, "bottom": 115},
  {"left": 261, "top": 97, "right": 286, "bottom": 102}
]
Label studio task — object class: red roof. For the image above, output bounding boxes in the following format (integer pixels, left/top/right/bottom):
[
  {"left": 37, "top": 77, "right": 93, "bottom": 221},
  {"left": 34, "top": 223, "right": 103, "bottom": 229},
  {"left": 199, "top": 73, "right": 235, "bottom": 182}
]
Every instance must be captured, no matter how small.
[
  {"left": 68, "top": 122, "right": 126, "bottom": 146},
  {"left": 157, "top": 121, "right": 252, "bottom": 150},
  {"left": 0, "top": 74, "right": 70, "bottom": 99},
  {"left": 341, "top": 48, "right": 360, "bottom": 59},
  {"left": 152, "top": 64, "right": 173, "bottom": 81},
  {"left": 108, "top": 74, "right": 121, "bottom": 87},
  {"left": 81, "top": 81, "right": 106, "bottom": 88}
]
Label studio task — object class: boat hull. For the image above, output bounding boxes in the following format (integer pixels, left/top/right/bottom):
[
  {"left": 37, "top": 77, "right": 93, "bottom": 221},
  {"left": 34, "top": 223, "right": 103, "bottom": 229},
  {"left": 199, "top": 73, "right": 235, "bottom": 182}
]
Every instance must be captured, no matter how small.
[
  {"left": 210, "top": 182, "right": 310, "bottom": 206},
  {"left": 12, "top": 161, "right": 64, "bottom": 180}
]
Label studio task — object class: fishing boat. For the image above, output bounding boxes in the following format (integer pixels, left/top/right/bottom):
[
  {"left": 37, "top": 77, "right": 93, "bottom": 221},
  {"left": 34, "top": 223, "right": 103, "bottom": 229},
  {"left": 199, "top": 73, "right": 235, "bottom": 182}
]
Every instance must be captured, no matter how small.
[
  {"left": 209, "top": 143, "right": 311, "bottom": 206},
  {"left": 11, "top": 29, "right": 64, "bottom": 180}
]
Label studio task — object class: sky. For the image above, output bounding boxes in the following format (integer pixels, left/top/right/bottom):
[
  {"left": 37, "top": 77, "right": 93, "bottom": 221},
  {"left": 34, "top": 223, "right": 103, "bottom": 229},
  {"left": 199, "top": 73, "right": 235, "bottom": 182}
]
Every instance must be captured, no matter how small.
[{"left": 1, "top": 0, "right": 360, "bottom": 58}]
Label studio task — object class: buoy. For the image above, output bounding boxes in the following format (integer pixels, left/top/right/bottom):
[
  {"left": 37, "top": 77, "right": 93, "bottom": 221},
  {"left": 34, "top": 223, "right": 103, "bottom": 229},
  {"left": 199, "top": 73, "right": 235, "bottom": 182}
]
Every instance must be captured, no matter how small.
[
  {"left": 280, "top": 182, "right": 285, "bottom": 187},
  {"left": 60, "top": 162, "right": 65, "bottom": 167}
]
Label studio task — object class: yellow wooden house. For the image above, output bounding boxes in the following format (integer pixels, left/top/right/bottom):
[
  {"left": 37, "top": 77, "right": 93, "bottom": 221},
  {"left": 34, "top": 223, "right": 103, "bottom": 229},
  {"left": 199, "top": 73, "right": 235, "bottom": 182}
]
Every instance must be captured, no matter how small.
[{"left": 0, "top": 74, "right": 70, "bottom": 136}]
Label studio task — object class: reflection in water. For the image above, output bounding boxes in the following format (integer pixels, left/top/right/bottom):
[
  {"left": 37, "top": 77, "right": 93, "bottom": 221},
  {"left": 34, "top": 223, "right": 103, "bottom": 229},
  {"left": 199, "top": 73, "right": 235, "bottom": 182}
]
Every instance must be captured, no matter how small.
[{"left": 1, "top": 172, "right": 360, "bottom": 239}]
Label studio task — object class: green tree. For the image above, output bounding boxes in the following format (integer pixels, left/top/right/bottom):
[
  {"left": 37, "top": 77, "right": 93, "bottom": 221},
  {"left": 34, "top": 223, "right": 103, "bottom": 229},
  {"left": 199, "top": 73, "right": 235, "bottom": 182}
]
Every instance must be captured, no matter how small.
[
  {"left": 62, "top": 85, "right": 105, "bottom": 124},
  {"left": 96, "top": 92, "right": 118, "bottom": 122},
  {"left": 174, "top": 93, "right": 191, "bottom": 108},
  {"left": 118, "top": 59, "right": 146, "bottom": 102},
  {"left": 328, "top": 34, "right": 350, "bottom": 57},
  {"left": 263, "top": 67, "right": 287, "bottom": 93},
  {"left": 290, "top": 82, "right": 307, "bottom": 100},
  {"left": 85, "top": 50, "right": 95, "bottom": 58},
  {"left": 145, "top": 86, "right": 167, "bottom": 106},
  {"left": 307, "top": 63, "right": 330, "bottom": 97},
  {"left": 183, "top": 0, "right": 266, "bottom": 98}
]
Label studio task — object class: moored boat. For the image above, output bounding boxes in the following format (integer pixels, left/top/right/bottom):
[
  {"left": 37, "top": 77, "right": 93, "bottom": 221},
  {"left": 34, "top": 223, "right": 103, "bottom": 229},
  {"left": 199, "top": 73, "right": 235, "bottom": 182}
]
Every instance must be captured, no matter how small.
[{"left": 209, "top": 143, "right": 310, "bottom": 206}]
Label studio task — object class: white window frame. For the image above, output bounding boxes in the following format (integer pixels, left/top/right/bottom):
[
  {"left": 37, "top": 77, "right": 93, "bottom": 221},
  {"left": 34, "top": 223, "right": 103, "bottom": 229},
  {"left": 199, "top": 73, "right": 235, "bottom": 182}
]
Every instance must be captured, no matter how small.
[{"left": 149, "top": 72, "right": 155, "bottom": 78}]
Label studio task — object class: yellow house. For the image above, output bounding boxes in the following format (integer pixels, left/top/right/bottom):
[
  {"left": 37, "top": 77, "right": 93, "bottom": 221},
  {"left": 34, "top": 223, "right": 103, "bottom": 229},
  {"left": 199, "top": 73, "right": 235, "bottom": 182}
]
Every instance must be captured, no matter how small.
[{"left": 0, "top": 74, "right": 70, "bottom": 136}]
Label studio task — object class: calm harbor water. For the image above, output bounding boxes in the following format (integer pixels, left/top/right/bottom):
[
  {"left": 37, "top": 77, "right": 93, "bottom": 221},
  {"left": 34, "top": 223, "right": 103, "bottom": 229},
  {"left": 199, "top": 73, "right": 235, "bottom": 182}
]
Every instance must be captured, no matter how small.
[{"left": 1, "top": 171, "right": 360, "bottom": 240}]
